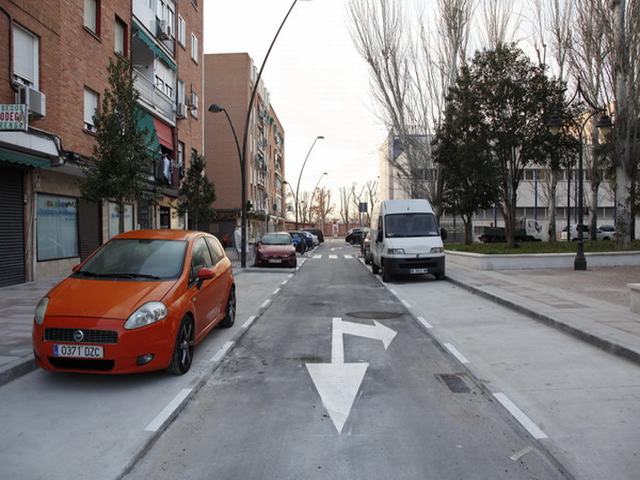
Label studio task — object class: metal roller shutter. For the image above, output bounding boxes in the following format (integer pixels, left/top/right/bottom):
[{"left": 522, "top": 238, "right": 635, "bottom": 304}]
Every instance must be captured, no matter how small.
[{"left": 0, "top": 166, "right": 26, "bottom": 287}]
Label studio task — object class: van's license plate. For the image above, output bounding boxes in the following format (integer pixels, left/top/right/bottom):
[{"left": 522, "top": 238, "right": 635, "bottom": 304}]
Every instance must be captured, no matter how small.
[
  {"left": 410, "top": 268, "right": 429, "bottom": 274},
  {"left": 53, "top": 344, "right": 104, "bottom": 358}
]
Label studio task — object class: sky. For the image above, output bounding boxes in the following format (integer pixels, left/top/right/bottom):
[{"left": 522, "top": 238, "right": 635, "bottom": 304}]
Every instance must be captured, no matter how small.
[{"left": 203, "top": 0, "right": 388, "bottom": 196}]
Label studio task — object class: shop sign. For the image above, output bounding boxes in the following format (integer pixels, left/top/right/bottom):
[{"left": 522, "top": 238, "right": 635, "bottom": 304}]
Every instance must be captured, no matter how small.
[{"left": 0, "top": 104, "right": 28, "bottom": 131}]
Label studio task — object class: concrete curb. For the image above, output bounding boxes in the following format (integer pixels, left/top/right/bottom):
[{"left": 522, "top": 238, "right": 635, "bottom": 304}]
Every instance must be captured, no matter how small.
[
  {"left": 446, "top": 275, "right": 640, "bottom": 367},
  {"left": 116, "top": 267, "right": 298, "bottom": 480},
  {"left": 0, "top": 356, "right": 36, "bottom": 387}
]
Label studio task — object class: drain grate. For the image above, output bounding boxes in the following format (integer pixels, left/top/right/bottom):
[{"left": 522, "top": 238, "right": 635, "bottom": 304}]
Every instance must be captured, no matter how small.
[
  {"left": 346, "top": 311, "right": 404, "bottom": 320},
  {"left": 437, "top": 374, "right": 471, "bottom": 393}
]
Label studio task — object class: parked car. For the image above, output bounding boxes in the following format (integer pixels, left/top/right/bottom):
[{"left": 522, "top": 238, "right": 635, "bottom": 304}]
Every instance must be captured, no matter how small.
[
  {"left": 560, "top": 224, "right": 590, "bottom": 241},
  {"left": 288, "top": 231, "right": 307, "bottom": 254},
  {"left": 301, "top": 231, "right": 315, "bottom": 250},
  {"left": 309, "top": 233, "right": 320, "bottom": 247},
  {"left": 32, "top": 230, "right": 235, "bottom": 376},
  {"left": 255, "top": 233, "right": 297, "bottom": 268},
  {"left": 597, "top": 225, "right": 616, "bottom": 241},
  {"left": 303, "top": 228, "right": 324, "bottom": 243},
  {"left": 346, "top": 227, "right": 368, "bottom": 245},
  {"left": 361, "top": 231, "right": 372, "bottom": 265},
  {"left": 371, "top": 199, "right": 446, "bottom": 282}
]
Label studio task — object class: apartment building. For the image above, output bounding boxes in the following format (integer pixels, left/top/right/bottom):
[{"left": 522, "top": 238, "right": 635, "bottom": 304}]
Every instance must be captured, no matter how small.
[
  {"left": 203, "top": 53, "right": 286, "bottom": 243},
  {"left": 0, "top": 0, "right": 203, "bottom": 287},
  {"left": 378, "top": 132, "right": 618, "bottom": 238}
]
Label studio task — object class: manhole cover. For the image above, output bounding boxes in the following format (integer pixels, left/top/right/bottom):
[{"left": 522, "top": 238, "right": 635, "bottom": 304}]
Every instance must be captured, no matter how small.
[
  {"left": 437, "top": 374, "right": 471, "bottom": 393},
  {"left": 346, "top": 311, "right": 404, "bottom": 320}
]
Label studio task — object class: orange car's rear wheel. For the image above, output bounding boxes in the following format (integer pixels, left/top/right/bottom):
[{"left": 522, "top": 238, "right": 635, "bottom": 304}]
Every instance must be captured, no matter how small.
[{"left": 166, "top": 316, "right": 194, "bottom": 375}]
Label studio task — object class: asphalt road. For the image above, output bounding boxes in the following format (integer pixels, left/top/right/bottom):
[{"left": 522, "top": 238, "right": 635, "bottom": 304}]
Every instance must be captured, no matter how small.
[{"left": 126, "top": 240, "right": 568, "bottom": 480}]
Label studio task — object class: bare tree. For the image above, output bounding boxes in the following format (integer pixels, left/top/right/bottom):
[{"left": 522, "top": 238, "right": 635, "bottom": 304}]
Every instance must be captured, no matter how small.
[
  {"left": 299, "top": 191, "right": 311, "bottom": 226},
  {"left": 480, "top": 0, "right": 521, "bottom": 49},
  {"left": 339, "top": 186, "right": 353, "bottom": 227},
  {"left": 363, "top": 180, "right": 379, "bottom": 226},
  {"left": 351, "top": 182, "right": 365, "bottom": 225},
  {"left": 311, "top": 187, "right": 335, "bottom": 231}
]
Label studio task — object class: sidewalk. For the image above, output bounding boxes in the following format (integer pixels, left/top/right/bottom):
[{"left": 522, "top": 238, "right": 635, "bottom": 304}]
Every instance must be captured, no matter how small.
[{"left": 446, "top": 263, "right": 640, "bottom": 365}]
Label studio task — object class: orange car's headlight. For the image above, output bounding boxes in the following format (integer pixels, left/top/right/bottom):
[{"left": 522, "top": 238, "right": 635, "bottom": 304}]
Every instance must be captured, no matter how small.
[
  {"left": 34, "top": 297, "right": 49, "bottom": 325},
  {"left": 124, "top": 302, "right": 168, "bottom": 330}
]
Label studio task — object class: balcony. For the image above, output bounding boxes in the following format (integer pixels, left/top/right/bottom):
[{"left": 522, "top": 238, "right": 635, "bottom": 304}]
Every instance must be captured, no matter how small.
[{"left": 134, "top": 69, "right": 176, "bottom": 124}]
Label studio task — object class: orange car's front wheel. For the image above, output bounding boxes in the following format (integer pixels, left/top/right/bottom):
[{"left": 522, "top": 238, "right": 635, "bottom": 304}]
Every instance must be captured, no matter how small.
[{"left": 166, "top": 316, "right": 194, "bottom": 375}]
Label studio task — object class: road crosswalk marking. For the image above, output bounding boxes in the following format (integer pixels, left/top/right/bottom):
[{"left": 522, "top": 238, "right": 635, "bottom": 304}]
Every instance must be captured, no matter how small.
[
  {"left": 313, "top": 254, "right": 322, "bottom": 259},
  {"left": 329, "top": 255, "right": 338, "bottom": 259},
  {"left": 344, "top": 254, "right": 353, "bottom": 259}
]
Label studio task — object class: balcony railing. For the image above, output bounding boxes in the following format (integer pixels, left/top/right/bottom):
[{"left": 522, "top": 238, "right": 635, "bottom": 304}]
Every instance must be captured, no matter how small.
[{"left": 133, "top": 69, "right": 176, "bottom": 124}]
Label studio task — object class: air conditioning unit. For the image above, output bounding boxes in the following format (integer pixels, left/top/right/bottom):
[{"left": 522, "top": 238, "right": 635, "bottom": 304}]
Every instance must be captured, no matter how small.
[
  {"left": 16, "top": 85, "right": 46, "bottom": 118},
  {"left": 157, "top": 19, "right": 171, "bottom": 40},
  {"left": 186, "top": 92, "right": 198, "bottom": 109},
  {"left": 176, "top": 102, "right": 187, "bottom": 118}
]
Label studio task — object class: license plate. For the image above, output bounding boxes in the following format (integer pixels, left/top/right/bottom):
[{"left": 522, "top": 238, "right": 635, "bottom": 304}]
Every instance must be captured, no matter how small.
[
  {"left": 269, "top": 259, "right": 282, "bottom": 264},
  {"left": 53, "top": 344, "right": 104, "bottom": 358},
  {"left": 410, "top": 268, "right": 429, "bottom": 274}
]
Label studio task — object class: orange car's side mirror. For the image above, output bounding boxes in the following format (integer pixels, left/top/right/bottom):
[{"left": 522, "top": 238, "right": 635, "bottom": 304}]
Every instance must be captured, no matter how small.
[{"left": 197, "top": 268, "right": 215, "bottom": 281}]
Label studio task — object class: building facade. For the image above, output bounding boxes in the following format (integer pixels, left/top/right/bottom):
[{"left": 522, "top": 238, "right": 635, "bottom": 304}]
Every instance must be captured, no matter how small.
[
  {"left": 203, "top": 53, "right": 286, "bottom": 244},
  {"left": 0, "top": 0, "right": 203, "bottom": 287}
]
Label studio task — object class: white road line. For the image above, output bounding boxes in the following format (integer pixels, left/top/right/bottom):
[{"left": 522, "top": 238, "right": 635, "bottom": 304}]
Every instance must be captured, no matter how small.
[
  {"left": 313, "top": 254, "right": 322, "bottom": 259},
  {"left": 210, "top": 341, "right": 235, "bottom": 363},
  {"left": 401, "top": 300, "right": 412, "bottom": 309},
  {"left": 329, "top": 255, "right": 338, "bottom": 259},
  {"left": 494, "top": 393, "right": 548, "bottom": 440},
  {"left": 331, "top": 317, "right": 344, "bottom": 364},
  {"left": 273, "top": 288, "right": 280, "bottom": 295},
  {"left": 281, "top": 280, "right": 287, "bottom": 286},
  {"left": 510, "top": 446, "right": 534, "bottom": 461},
  {"left": 144, "top": 388, "right": 193, "bottom": 432},
  {"left": 444, "top": 343, "right": 470, "bottom": 364},
  {"left": 344, "top": 254, "right": 353, "bottom": 259},
  {"left": 288, "top": 274, "right": 294, "bottom": 279},
  {"left": 417, "top": 316, "right": 433, "bottom": 329},
  {"left": 260, "top": 299, "right": 271, "bottom": 309},
  {"left": 389, "top": 288, "right": 398, "bottom": 295},
  {"left": 242, "top": 315, "right": 257, "bottom": 329}
]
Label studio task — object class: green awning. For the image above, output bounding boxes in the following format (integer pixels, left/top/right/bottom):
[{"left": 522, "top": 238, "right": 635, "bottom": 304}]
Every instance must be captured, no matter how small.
[
  {"left": 136, "top": 108, "right": 161, "bottom": 157},
  {"left": 0, "top": 147, "right": 52, "bottom": 169},
  {"left": 132, "top": 20, "right": 177, "bottom": 72}
]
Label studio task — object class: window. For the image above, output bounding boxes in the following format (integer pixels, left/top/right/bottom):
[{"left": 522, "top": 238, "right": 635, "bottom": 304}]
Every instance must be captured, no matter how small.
[
  {"left": 205, "top": 237, "right": 225, "bottom": 265},
  {"left": 84, "top": 88, "right": 99, "bottom": 132},
  {"left": 84, "top": 0, "right": 100, "bottom": 35},
  {"left": 108, "top": 202, "right": 134, "bottom": 238},
  {"left": 191, "top": 33, "right": 198, "bottom": 62},
  {"left": 13, "top": 25, "right": 39, "bottom": 88},
  {"left": 155, "top": 60, "right": 175, "bottom": 99},
  {"left": 191, "top": 0, "right": 198, "bottom": 9},
  {"left": 191, "top": 237, "right": 213, "bottom": 280},
  {"left": 114, "top": 18, "right": 127, "bottom": 56},
  {"left": 37, "top": 195, "right": 78, "bottom": 261},
  {"left": 177, "top": 16, "right": 186, "bottom": 47},
  {"left": 177, "top": 79, "right": 185, "bottom": 107},
  {"left": 177, "top": 141, "right": 185, "bottom": 177}
]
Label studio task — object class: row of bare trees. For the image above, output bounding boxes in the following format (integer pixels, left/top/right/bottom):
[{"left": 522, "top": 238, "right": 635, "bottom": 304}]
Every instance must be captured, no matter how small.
[{"left": 348, "top": 0, "right": 640, "bottom": 247}]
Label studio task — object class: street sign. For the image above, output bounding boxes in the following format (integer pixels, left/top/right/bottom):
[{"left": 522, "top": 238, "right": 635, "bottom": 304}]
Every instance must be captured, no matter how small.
[
  {"left": 306, "top": 317, "right": 397, "bottom": 433},
  {"left": 359, "top": 202, "right": 368, "bottom": 213},
  {"left": 0, "top": 104, "right": 28, "bottom": 131}
]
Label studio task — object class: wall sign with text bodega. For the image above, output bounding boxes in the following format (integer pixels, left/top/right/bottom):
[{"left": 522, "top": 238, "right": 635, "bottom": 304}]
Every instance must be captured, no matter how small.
[{"left": 0, "top": 104, "right": 28, "bottom": 131}]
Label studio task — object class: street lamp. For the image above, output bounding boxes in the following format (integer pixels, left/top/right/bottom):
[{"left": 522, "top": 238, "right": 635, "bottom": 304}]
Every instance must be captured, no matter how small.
[
  {"left": 307, "top": 171, "right": 328, "bottom": 224},
  {"left": 295, "top": 136, "right": 325, "bottom": 229},
  {"left": 546, "top": 80, "right": 613, "bottom": 271},
  {"left": 211, "top": 0, "right": 312, "bottom": 268}
]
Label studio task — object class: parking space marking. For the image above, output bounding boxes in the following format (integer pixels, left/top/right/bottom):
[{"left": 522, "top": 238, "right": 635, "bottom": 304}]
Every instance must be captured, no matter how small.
[
  {"left": 210, "top": 341, "right": 235, "bottom": 363},
  {"left": 273, "top": 288, "right": 281, "bottom": 295},
  {"left": 242, "top": 315, "right": 257, "bottom": 329},
  {"left": 329, "top": 255, "right": 338, "bottom": 259},
  {"left": 444, "top": 343, "right": 469, "bottom": 364},
  {"left": 260, "top": 299, "right": 271, "bottom": 309},
  {"left": 417, "top": 316, "right": 433, "bottom": 329},
  {"left": 144, "top": 388, "right": 193, "bottom": 432},
  {"left": 494, "top": 393, "right": 548, "bottom": 440}
]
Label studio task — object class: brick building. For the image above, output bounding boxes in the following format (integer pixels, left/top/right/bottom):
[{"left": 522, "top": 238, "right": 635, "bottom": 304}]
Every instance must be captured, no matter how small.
[
  {"left": 203, "top": 53, "right": 286, "bottom": 245},
  {"left": 0, "top": 0, "right": 203, "bottom": 287}
]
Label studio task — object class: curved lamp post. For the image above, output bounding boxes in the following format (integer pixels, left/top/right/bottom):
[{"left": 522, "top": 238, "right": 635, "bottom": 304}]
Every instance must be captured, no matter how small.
[
  {"left": 294, "top": 136, "right": 324, "bottom": 229},
  {"left": 211, "top": 0, "right": 312, "bottom": 268},
  {"left": 546, "top": 80, "right": 612, "bottom": 271},
  {"left": 307, "top": 171, "right": 328, "bottom": 225}
]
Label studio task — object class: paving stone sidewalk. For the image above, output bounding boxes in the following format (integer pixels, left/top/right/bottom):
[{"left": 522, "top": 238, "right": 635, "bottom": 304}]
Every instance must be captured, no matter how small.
[{"left": 447, "top": 263, "right": 640, "bottom": 366}]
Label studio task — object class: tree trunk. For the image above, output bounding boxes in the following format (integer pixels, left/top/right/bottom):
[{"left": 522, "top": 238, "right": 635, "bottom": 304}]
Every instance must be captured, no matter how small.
[
  {"left": 118, "top": 200, "right": 125, "bottom": 235},
  {"left": 463, "top": 215, "right": 473, "bottom": 245},
  {"left": 590, "top": 181, "right": 600, "bottom": 241},
  {"left": 548, "top": 170, "right": 558, "bottom": 242},
  {"left": 503, "top": 189, "right": 517, "bottom": 248}
]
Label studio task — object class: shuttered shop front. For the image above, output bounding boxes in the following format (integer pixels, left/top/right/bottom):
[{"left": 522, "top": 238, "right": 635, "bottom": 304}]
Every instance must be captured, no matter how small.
[{"left": 0, "top": 166, "right": 26, "bottom": 287}]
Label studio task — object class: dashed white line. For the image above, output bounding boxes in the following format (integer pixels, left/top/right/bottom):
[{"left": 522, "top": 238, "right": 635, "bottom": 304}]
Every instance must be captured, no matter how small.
[
  {"left": 494, "top": 393, "right": 548, "bottom": 439},
  {"left": 389, "top": 288, "right": 398, "bottom": 295},
  {"left": 329, "top": 255, "right": 338, "bottom": 259},
  {"left": 288, "top": 274, "right": 294, "bottom": 279},
  {"left": 242, "top": 315, "right": 257, "bottom": 329},
  {"left": 273, "top": 288, "right": 281, "bottom": 295},
  {"left": 144, "top": 388, "right": 192, "bottom": 432},
  {"left": 401, "top": 300, "right": 412, "bottom": 309},
  {"left": 210, "top": 341, "right": 235, "bottom": 363},
  {"left": 444, "top": 343, "right": 469, "bottom": 364},
  {"left": 417, "top": 316, "right": 433, "bottom": 329},
  {"left": 260, "top": 299, "right": 271, "bottom": 309},
  {"left": 280, "top": 280, "right": 287, "bottom": 286}
]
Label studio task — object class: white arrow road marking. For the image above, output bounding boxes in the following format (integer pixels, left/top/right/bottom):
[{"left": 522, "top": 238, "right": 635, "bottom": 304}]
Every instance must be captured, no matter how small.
[{"left": 306, "top": 317, "right": 397, "bottom": 433}]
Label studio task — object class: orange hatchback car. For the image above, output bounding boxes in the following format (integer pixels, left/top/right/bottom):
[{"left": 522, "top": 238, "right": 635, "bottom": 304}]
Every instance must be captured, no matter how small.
[{"left": 32, "top": 230, "right": 235, "bottom": 375}]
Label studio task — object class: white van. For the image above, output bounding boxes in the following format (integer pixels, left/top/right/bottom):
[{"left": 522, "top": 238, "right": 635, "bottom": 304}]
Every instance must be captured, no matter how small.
[{"left": 371, "top": 199, "right": 446, "bottom": 282}]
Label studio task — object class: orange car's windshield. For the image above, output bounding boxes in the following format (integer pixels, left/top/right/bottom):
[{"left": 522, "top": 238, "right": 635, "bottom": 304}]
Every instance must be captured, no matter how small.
[{"left": 77, "top": 239, "right": 188, "bottom": 280}]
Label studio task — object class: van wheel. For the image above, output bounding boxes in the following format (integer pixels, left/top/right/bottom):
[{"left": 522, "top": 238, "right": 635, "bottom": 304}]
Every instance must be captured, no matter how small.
[
  {"left": 372, "top": 262, "right": 380, "bottom": 274},
  {"left": 381, "top": 261, "right": 391, "bottom": 283}
]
